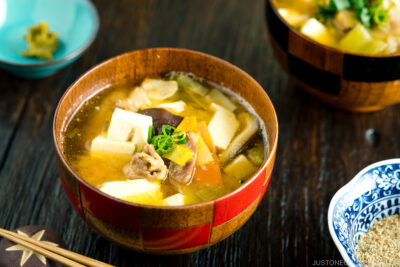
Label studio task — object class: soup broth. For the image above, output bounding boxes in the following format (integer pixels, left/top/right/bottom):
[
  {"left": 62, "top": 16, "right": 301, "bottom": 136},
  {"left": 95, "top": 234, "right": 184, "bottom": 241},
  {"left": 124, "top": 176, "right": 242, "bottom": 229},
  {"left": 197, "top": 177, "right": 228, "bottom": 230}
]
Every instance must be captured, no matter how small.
[{"left": 63, "top": 73, "right": 267, "bottom": 206}]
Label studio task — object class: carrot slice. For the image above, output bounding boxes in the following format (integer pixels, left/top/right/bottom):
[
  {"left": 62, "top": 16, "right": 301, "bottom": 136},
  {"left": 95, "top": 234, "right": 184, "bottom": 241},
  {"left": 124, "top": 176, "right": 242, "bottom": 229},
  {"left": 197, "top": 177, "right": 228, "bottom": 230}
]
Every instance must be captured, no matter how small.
[
  {"left": 197, "top": 121, "right": 214, "bottom": 153},
  {"left": 176, "top": 116, "right": 198, "bottom": 132},
  {"left": 194, "top": 121, "right": 222, "bottom": 184},
  {"left": 193, "top": 154, "right": 222, "bottom": 184}
]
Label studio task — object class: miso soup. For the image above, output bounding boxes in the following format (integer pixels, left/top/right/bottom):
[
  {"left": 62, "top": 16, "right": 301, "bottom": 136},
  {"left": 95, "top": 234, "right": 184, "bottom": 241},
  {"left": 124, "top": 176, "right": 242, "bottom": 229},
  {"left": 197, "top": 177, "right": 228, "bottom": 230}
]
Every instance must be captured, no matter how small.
[
  {"left": 63, "top": 72, "right": 268, "bottom": 206},
  {"left": 274, "top": 0, "right": 400, "bottom": 54}
]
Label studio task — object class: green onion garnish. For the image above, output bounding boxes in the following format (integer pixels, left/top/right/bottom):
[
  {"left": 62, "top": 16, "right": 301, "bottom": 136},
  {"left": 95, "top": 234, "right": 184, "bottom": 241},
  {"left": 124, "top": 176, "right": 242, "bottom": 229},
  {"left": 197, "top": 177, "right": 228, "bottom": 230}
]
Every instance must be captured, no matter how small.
[{"left": 149, "top": 125, "right": 187, "bottom": 156}]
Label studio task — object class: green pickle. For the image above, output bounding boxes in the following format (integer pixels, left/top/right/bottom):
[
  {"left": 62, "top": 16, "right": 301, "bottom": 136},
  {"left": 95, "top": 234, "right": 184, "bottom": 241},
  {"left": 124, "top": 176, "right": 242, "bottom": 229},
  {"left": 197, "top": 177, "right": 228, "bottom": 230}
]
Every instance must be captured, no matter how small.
[{"left": 21, "top": 22, "right": 59, "bottom": 60}]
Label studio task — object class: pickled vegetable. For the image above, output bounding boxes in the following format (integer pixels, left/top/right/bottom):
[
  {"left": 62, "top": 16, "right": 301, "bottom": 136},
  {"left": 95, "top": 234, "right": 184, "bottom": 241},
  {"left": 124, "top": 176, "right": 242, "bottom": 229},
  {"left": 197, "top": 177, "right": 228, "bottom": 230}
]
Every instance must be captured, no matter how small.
[{"left": 21, "top": 22, "right": 59, "bottom": 59}]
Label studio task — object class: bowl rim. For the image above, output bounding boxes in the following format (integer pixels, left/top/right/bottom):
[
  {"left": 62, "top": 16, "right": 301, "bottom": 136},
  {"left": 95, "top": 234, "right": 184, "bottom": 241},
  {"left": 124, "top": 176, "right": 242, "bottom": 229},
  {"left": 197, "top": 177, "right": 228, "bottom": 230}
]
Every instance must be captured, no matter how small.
[
  {"left": 0, "top": 0, "right": 99, "bottom": 68},
  {"left": 327, "top": 158, "right": 400, "bottom": 267},
  {"left": 267, "top": 0, "right": 400, "bottom": 59},
  {"left": 52, "top": 47, "right": 279, "bottom": 210}
]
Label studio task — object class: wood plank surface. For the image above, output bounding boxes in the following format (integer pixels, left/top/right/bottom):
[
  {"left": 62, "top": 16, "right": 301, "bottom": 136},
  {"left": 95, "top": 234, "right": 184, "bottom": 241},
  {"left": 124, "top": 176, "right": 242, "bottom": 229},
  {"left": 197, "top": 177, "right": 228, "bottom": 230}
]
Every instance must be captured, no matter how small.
[{"left": 0, "top": 0, "right": 399, "bottom": 266}]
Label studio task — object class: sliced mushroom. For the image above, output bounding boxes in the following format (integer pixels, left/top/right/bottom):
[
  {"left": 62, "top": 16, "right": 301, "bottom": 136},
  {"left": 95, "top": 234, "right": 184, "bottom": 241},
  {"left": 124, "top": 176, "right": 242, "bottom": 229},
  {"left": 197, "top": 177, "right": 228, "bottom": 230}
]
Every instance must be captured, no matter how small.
[
  {"left": 139, "top": 108, "right": 183, "bottom": 135},
  {"left": 168, "top": 132, "right": 198, "bottom": 185},
  {"left": 219, "top": 112, "right": 259, "bottom": 165}
]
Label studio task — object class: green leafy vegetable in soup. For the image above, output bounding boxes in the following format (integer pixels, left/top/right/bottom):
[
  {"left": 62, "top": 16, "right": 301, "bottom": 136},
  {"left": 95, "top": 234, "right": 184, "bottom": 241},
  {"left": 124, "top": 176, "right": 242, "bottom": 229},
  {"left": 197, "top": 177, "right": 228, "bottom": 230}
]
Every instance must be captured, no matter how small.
[
  {"left": 63, "top": 73, "right": 267, "bottom": 206},
  {"left": 21, "top": 22, "right": 59, "bottom": 59},
  {"left": 275, "top": 0, "right": 400, "bottom": 54}
]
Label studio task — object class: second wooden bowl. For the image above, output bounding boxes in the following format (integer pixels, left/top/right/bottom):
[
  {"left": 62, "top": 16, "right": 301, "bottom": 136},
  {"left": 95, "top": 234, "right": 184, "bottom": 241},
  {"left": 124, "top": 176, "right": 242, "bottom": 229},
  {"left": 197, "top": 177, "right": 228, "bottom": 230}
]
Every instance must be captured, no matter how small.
[
  {"left": 53, "top": 48, "right": 278, "bottom": 254},
  {"left": 266, "top": 0, "right": 400, "bottom": 112}
]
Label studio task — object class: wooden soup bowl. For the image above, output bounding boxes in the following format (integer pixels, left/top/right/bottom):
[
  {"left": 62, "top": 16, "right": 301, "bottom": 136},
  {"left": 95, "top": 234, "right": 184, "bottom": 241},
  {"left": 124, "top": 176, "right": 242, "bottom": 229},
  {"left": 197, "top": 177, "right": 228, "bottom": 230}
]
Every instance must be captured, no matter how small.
[
  {"left": 266, "top": 0, "right": 400, "bottom": 112},
  {"left": 53, "top": 48, "right": 278, "bottom": 254}
]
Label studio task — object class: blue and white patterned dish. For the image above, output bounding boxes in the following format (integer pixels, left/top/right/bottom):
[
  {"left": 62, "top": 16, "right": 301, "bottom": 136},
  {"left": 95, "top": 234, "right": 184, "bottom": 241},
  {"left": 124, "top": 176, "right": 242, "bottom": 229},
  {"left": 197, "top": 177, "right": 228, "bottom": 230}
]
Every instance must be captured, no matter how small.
[{"left": 328, "top": 159, "right": 400, "bottom": 267}]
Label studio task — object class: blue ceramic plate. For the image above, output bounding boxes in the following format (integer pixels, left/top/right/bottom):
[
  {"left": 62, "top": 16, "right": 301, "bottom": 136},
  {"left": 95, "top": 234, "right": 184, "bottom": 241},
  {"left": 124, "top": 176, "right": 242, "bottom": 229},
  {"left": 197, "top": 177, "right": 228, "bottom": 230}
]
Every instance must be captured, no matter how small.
[
  {"left": 328, "top": 159, "right": 400, "bottom": 267},
  {"left": 0, "top": 0, "right": 99, "bottom": 78}
]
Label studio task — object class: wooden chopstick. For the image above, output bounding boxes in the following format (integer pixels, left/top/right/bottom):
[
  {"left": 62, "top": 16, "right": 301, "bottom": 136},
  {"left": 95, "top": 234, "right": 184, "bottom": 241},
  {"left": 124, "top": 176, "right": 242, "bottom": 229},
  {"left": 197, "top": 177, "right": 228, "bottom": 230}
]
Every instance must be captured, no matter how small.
[{"left": 0, "top": 228, "right": 115, "bottom": 267}]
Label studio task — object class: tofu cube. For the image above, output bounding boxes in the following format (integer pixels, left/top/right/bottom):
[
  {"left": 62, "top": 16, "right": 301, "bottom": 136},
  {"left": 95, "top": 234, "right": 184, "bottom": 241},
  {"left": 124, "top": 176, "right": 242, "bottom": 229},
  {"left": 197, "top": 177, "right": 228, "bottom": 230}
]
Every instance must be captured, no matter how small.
[
  {"left": 107, "top": 108, "right": 152, "bottom": 146},
  {"left": 163, "top": 193, "right": 185, "bottom": 206},
  {"left": 100, "top": 179, "right": 162, "bottom": 204},
  {"left": 208, "top": 103, "right": 239, "bottom": 150},
  {"left": 91, "top": 136, "right": 135, "bottom": 154}
]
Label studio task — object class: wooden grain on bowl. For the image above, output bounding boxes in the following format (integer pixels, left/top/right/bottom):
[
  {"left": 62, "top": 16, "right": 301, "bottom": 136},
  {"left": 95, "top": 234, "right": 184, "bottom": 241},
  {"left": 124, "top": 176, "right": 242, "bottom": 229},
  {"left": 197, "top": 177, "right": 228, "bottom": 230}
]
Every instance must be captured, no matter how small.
[
  {"left": 265, "top": 0, "right": 400, "bottom": 112},
  {"left": 53, "top": 48, "right": 278, "bottom": 254}
]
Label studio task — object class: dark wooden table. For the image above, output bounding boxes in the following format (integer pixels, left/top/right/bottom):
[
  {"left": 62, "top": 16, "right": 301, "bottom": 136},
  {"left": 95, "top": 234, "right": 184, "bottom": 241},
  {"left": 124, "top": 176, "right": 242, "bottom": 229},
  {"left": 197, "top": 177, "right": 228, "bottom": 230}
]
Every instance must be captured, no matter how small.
[{"left": 1, "top": 0, "right": 399, "bottom": 266}]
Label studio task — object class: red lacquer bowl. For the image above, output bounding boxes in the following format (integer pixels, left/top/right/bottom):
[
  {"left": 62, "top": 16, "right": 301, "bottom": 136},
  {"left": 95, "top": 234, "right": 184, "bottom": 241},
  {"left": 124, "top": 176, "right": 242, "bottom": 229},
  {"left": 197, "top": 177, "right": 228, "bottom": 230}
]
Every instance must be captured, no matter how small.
[{"left": 53, "top": 48, "right": 278, "bottom": 254}]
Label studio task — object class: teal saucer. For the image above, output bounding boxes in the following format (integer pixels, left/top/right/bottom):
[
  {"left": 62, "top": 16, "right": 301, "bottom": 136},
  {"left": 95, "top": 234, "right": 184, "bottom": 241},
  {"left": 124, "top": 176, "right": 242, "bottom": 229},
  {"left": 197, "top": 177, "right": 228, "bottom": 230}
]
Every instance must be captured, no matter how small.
[{"left": 0, "top": 0, "right": 99, "bottom": 78}]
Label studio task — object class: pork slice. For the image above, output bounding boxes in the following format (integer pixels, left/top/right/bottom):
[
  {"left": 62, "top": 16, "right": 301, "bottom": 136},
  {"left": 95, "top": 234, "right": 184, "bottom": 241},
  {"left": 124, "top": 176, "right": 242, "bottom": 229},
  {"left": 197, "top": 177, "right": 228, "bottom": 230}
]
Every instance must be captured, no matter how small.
[
  {"left": 168, "top": 132, "right": 198, "bottom": 185},
  {"left": 124, "top": 144, "right": 168, "bottom": 182}
]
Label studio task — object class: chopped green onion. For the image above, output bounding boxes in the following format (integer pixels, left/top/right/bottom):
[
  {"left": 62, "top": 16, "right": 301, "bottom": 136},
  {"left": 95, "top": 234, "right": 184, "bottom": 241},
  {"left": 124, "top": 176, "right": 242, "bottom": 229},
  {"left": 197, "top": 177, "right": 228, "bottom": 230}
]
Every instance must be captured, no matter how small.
[
  {"left": 371, "top": 5, "right": 389, "bottom": 26},
  {"left": 316, "top": 0, "right": 390, "bottom": 28},
  {"left": 149, "top": 124, "right": 187, "bottom": 156},
  {"left": 147, "top": 126, "right": 155, "bottom": 143}
]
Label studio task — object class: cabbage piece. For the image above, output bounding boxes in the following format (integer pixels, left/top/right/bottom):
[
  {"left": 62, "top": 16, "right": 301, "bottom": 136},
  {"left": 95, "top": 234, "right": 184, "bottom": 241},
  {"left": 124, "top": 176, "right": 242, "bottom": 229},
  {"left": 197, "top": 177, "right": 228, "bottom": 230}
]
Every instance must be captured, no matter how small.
[
  {"left": 169, "top": 72, "right": 209, "bottom": 96},
  {"left": 205, "top": 89, "right": 236, "bottom": 111}
]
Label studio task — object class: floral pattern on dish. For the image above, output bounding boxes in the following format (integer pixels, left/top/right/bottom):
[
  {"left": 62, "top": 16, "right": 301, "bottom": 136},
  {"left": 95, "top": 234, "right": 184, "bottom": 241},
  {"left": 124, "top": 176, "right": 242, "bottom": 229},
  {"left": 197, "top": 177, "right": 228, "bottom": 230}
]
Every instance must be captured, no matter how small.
[{"left": 328, "top": 159, "right": 400, "bottom": 267}]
